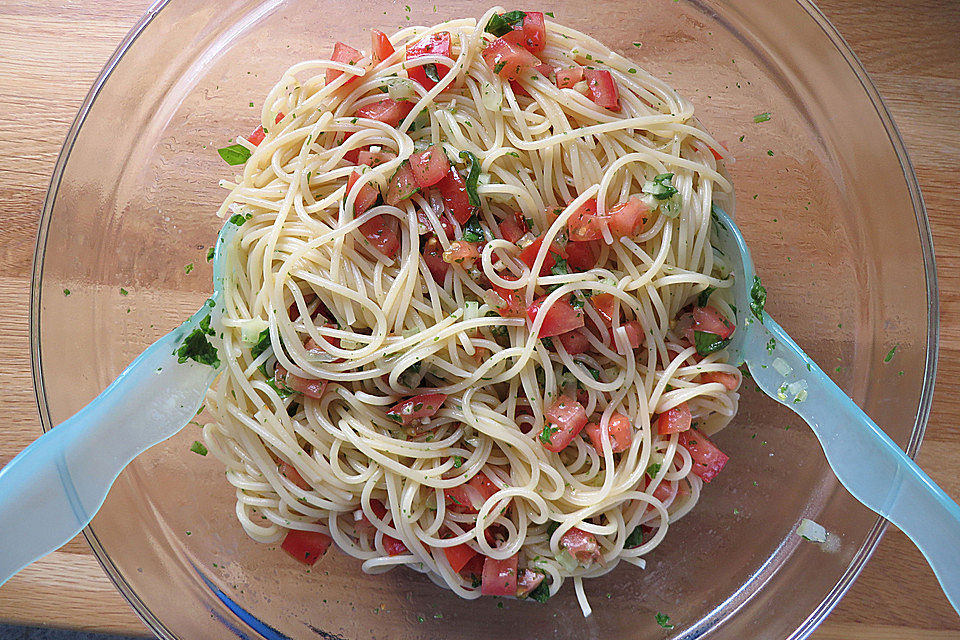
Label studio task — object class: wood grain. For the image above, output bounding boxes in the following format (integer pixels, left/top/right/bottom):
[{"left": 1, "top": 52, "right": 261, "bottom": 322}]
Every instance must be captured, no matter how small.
[{"left": 0, "top": 0, "right": 957, "bottom": 637}]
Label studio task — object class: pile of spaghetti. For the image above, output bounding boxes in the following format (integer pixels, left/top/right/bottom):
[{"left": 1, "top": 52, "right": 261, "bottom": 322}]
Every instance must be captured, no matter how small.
[{"left": 201, "top": 7, "right": 740, "bottom": 616}]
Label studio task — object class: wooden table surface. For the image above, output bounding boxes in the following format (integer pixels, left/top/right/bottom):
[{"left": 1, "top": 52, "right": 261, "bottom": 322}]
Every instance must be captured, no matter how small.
[{"left": 0, "top": 1, "right": 958, "bottom": 638}]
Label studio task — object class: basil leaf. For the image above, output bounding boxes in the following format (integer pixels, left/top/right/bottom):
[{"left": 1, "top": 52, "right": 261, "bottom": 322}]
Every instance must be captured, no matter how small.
[
  {"left": 750, "top": 275, "right": 766, "bottom": 323},
  {"left": 694, "top": 330, "right": 730, "bottom": 356},
  {"left": 624, "top": 525, "right": 644, "bottom": 548},
  {"left": 423, "top": 63, "right": 441, "bottom": 82},
  {"left": 546, "top": 521, "right": 560, "bottom": 536},
  {"left": 217, "top": 144, "right": 252, "bottom": 166},
  {"left": 266, "top": 377, "right": 294, "bottom": 399},
  {"left": 458, "top": 150, "right": 481, "bottom": 207},
  {"left": 485, "top": 10, "right": 526, "bottom": 37},
  {"left": 697, "top": 286, "right": 716, "bottom": 307},
  {"left": 462, "top": 214, "right": 484, "bottom": 242},
  {"left": 641, "top": 172, "right": 678, "bottom": 200},
  {"left": 528, "top": 579, "right": 551, "bottom": 603}
]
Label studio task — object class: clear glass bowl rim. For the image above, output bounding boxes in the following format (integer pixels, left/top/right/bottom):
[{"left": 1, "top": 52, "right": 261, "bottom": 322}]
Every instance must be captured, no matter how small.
[{"left": 28, "top": 1, "right": 939, "bottom": 638}]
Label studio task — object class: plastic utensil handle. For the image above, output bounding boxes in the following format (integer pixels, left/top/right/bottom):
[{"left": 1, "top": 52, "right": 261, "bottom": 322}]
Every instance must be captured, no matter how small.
[
  {"left": 0, "top": 324, "right": 216, "bottom": 586},
  {"left": 745, "top": 315, "right": 960, "bottom": 614}
]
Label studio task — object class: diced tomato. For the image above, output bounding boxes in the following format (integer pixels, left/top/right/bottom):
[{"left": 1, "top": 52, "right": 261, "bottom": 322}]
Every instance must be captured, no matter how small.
[
  {"left": 657, "top": 402, "right": 692, "bottom": 435},
  {"left": 499, "top": 217, "right": 526, "bottom": 243},
  {"left": 346, "top": 171, "right": 380, "bottom": 215},
  {"left": 509, "top": 80, "right": 532, "bottom": 97},
  {"left": 481, "top": 553, "right": 519, "bottom": 596},
  {"left": 675, "top": 311, "right": 696, "bottom": 345},
  {"left": 386, "top": 393, "right": 447, "bottom": 426},
  {"left": 541, "top": 395, "right": 588, "bottom": 452},
  {"left": 678, "top": 428, "right": 729, "bottom": 482},
  {"left": 326, "top": 42, "right": 363, "bottom": 86},
  {"left": 444, "top": 543, "right": 479, "bottom": 573},
  {"left": 693, "top": 306, "right": 735, "bottom": 340},
  {"left": 489, "top": 283, "right": 526, "bottom": 318},
  {"left": 358, "top": 215, "right": 401, "bottom": 258},
  {"left": 555, "top": 66, "right": 583, "bottom": 89},
  {"left": 557, "top": 329, "right": 590, "bottom": 355},
  {"left": 445, "top": 472, "right": 499, "bottom": 514},
  {"left": 583, "top": 69, "right": 620, "bottom": 112},
  {"left": 610, "top": 320, "right": 644, "bottom": 351},
  {"left": 409, "top": 145, "right": 451, "bottom": 189},
  {"left": 460, "top": 553, "right": 485, "bottom": 580},
  {"left": 371, "top": 29, "right": 395, "bottom": 64},
  {"left": 275, "top": 364, "right": 329, "bottom": 399},
  {"left": 584, "top": 413, "right": 632, "bottom": 454},
  {"left": 385, "top": 161, "right": 420, "bottom": 206},
  {"left": 482, "top": 37, "right": 540, "bottom": 81},
  {"left": 423, "top": 236, "right": 449, "bottom": 283},
  {"left": 649, "top": 478, "right": 677, "bottom": 504},
  {"left": 357, "top": 149, "right": 397, "bottom": 167},
  {"left": 353, "top": 499, "right": 388, "bottom": 535},
  {"left": 527, "top": 297, "right": 585, "bottom": 338},
  {"left": 590, "top": 292, "right": 618, "bottom": 325},
  {"left": 701, "top": 371, "right": 739, "bottom": 391},
  {"left": 247, "top": 112, "right": 286, "bottom": 146},
  {"left": 343, "top": 147, "right": 363, "bottom": 164},
  {"left": 435, "top": 167, "right": 474, "bottom": 224},
  {"left": 516, "top": 568, "right": 545, "bottom": 598},
  {"left": 417, "top": 209, "right": 454, "bottom": 239},
  {"left": 383, "top": 535, "right": 408, "bottom": 556},
  {"left": 608, "top": 198, "right": 649, "bottom": 237},
  {"left": 281, "top": 529, "right": 332, "bottom": 565},
  {"left": 442, "top": 240, "right": 480, "bottom": 267},
  {"left": 567, "top": 198, "right": 605, "bottom": 241},
  {"left": 565, "top": 240, "right": 600, "bottom": 271},
  {"left": 560, "top": 527, "right": 602, "bottom": 564},
  {"left": 406, "top": 32, "right": 452, "bottom": 89},
  {"left": 517, "top": 234, "right": 566, "bottom": 276},
  {"left": 516, "top": 11, "right": 546, "bottom": 55},
  {"left": 356, "top": 98, "right": 414, "bottom": 127},
  {"left": 279, "top": 461, "right": 311, "bottom": 490}
]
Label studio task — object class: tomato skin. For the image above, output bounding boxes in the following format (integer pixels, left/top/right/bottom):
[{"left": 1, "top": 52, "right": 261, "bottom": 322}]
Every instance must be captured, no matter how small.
[
  {"left": 435, "top": 167, "right": 474, "bottom": 224},
  {"left": 590, "top": 292, "right": 618, "bottom": 325},
  {"left": 584, "top": 413, "right": 633, "bottom": 454},
  {"left": 499, "top": 217, "right": 526, "bottom": 243},
  {"left": 417, "top": 209, "right": 454, "bottom": 239},
  {"left": 583, "top": 69, "right": 620, "bottom": 111},
  {"left": 247, "top": 112, "right": 285, "bottom": 146},
  {"left": 353, "top": 499, "right": 388, "bottom": 536},
  {"left": 503, "top": 11, "right": 546, "bottom": 55},
  {"left": 444, "top": 543, "right": 479, "bottom": 573},
  {"left": 482, "top": 37, "right": 540, "bottom": 81},
  {"left": 516, "top": 568, "right": 546, "bottom": 598},
  {"left": 565, "top": 240, "right": 600, "bottom": 271},
  {"left": 557, "top": 328, "right": 590, "bottom": 355},
  {"left": 678, "top": 428, "right": 729, "bottom": 482},
  {"left": 541, "top": 395, "right": 588, "bottom": 452},
  {"left": 326, "top": 42, "right": 363, "bottom": 86},
  {"left": 555, "top": 66, "right": 584, "bottom": 89},
  {"left": 386, "top": 393, "right": 447, "bottom": 426},
  {"left": 279, "top": 461, "right": 311, "bottom": 490},
  {"left": 383, "top": 535, "right": 408, "bottom": 556},
  {"left": 481, "top": 553, "right": 519, "bottom": 596},
  {"left": 358, "top": 215, "right": 401, "bottom": 258},
  {"left": 355, "top": 98, "right": 414, "bottom": 127},
  {"left": 693, "top": 305, "right": 735, "bottom": 340},
  {"left": 567, "top": 198, "right": 605, "bottom": 241},
  {"left": 281, "top": 529, "right": 332, "bottom": 566},
  {"left": 489, "top": 284, "right": 526, "bottom": 318},
  {"left": 346, "top": 171, "right": 380, "bottom": 215},
  {"left": 442, "top": 240, "right": 480, "bottom": 267},
  {"left": 275, "top": 364, "right": 329, "bottom": 399},
  {"left": 527, "top": 297, "right": 585, "bottom": 338},
  {"left": 608, "top": 198, "right": 649, "bottom": 237},
  {"left": 517, "top": 234, "right": 566, "bottom": 275},
  {"left": 409, "top": 145, "right": 451, "bottom": 189},
  {"left": 701, "top": 371, "right": 739, "bottom": 391},
  {"left": 560, "top": 527, "right": 602, "bottom": 564},
  {"left": 657, "top": 402, "right": 692, "bottom": 435},
  {"left": 357, "top": 149, "right": 397, "bottom": 168},
  {"left": 370, "top": 29, "right": 395, "bottom": 63},
  {"left": 406, "top": 32, "right": 452, "bottom": 89},
  {"left": 385, "top": 161, "right": 420, "bottom": 206},
  {"left": 423, "top": 235, "right": 449, "bottom": 283},
  {"left": 460, "top": 554, "right": 485, "bottom": 580}
]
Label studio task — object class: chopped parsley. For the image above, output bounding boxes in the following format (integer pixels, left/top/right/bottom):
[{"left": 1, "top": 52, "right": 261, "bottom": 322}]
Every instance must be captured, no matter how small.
[
  {"left": 546, "top": 521, "right": 560, "bottom": 536},
  {"left": 229, "top": 212, "right": 252, "bottom": 226},
  {"left": 642, "top": 173, "right": 678, "bottom": 200},
  {"left": 750, "top": 276, "right": 767, "bottom": 323},
  {"left": 545, "top": 11, "right": 555, "bottom": 18},
  {"left": 462, "top": 214, "right": 485, "bottom": 242},
  {"left": 695, "top": 330, "right": 731, "bottom": 356},
  {"left": 189, "top": 440, "right": 208, "bottom": 456},
  {"left": 485, "top": 10, "right": 526, "bottom": 37},
  {"left": 655, "top": 612, "right": 675, "bottom": 629},
  {"left": 767, "top": 149, "right": 774, "bottom": 156},
  {"left": 493, "top": 61, "right": 507, "bottom": 74},
  {"left": 217, "top": 144, "right": 252, "bottom": 166},
  {"left": 120, "top": 287, "right": 129, "bottom": 296},
  {"left": 587, "top": 367, "right": 601, "bottom": 381},
  {"left": 206, "top": 246, "right": 215, "bottom": 261},
  {"left": 184, "top": 263, "right": 194, "bottom": 275},
  {"left": 645, "top": 462, "right": 662, "bottom": 478},
  {"left": 884, "top": 344, "right": 898, "bottom": 363},
  {"left": 62, "top": 288, "right": 70, "bottom": 296},
  {"left": 550, "top": 254, "right": 570, "bottom": 276},
  {"left": 766, "top": 338, "right": 776, "bottom": 354},
  {"left": 753, "top": 112, "right": 771, "bottom": 123},
  {"left": 528, "top": 579, "right": 551, "bottom": 602},
  {"left": 458, "top": 150, "right": 482, "bottom": 207},
  {"left": 266, "top": 377, "right": 294, "bottom": 398},
  {"left": 175, "top": 314, "right": 220, "bottom": 368},
  {"left": 453, "top": 455, "right": 464, "bottom": 468}
]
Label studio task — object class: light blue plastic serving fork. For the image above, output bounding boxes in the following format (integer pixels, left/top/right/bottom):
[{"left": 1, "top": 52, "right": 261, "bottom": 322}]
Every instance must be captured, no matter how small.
[
  {"left": 710, "top": 207, "right": 960, "bottom": 615},
  {"left": 0, "top": 219, "right": 239, "bottom": 586}
]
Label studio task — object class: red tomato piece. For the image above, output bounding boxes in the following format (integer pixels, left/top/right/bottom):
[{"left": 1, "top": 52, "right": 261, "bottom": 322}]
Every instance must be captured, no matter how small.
[
  {"left": 442, "top": 240, "right": 480, "bottom": 266},
  {"left": 611, "top": 320, "right": 644, "bottom": 351},
  {"left": 444, "top": 543, "right": 479, "bottom": 573},
  {"left": 482, "top": 37, "right": 540, "bottom": 81},
  {"left": 385, "top": 161, "right": 420, "bottom": 206},
  {"left": 517, "top": 11, "right": 546, "bottom": 55},
  {"left": 357, "top": 149, "right": 397, "bottom": 167},
  {"left": 435, "top": 167, "right": 474, "bottom": 224},
  {"left": 358, "top": 215, "right": 401, "bottom": 258},
  {"left": 353, "top": 499, "right": 388, "bottom": 535},
  {"left": 445, "top": 472, "right": 499, "bottom": 514},
  {"left": 693, "top": 305, "right": 735, "bottom": 340},
  {"left": 560, "top": 527, "right": 602, "bottom": 564},
  {"left": 555, "top": 66, "right": 583, "bottom": 89},
  {"left": 346, "top": 171, "right": 380, "bottom": 215},
  {"left": 409, "top": 145, "right": 451, "bottom": 189},
  {"left": 326, "top": 42, "right": 363, "bottom": 86},
  {"left": 566, "top": 198, "right": 606, "bottom": 241},
  {"left": 509, "top": 79, "right": 532, "bottom": 97},
  {"left": 247, "top": 112, "right": 286, "bottom": 146},
  {"left": 541, "top": 395, "right": 588, "bottom": 452},
  {"left": 423, "top": 235, "right": 450, "bottom": 284},
  {"left": 406, "top": 32, "right": 452, "bottom": 89},
  {"left": 557, "top": 328, "right": 590, "bottom": 355},
  {"left": 608, "top": 197, "right": 650, "bottom": 237},
  {"left": 527, "top": 297, "right": 585, "bottom": 338},
  {"left": 657, "top": 402, "right": 692, "bottom": 435},
  {"left": 371, "top": 29, "right": 395, "bottom": 64},
  {"left": 701, "top": 371, "right": 739, "bottom": 391},
  {"left": 678, "top": 428, "right": 729, "bottom": 482},
  {"left": 565, "top": 240, "right": 600, "bottom": 271},
  {"left": 460, "top": 554, "right": 485, "bottom": 579},
  {"left": 279, "top": 461, "right": 311, "bottom": 490},
  {"left": 481, "top": 553, "right": 519, "bottom": 596},
  {"left": 517, "top": 234, "right": 566, "bottom": 275},
  {"left": 583, "top": 69, "right": 620, "bottom": 112},
  {"left": 281, "top": 529, "right": 332, "bottom": 565},
  {"left": 650, "top": 479, "right": 677, "bottom": 504},
  {"left": 417, "top": 209, "right": 454, "bottom": 239},
  {"left": 516, "top": 568, "right": 545, "bottom": 598},
  {"left": 489, "top": 283, "right": 526, "bottom": 318},
  {"left": 590, "top": 292, "right": 618, "bottom": 326},
  {"left": 499, "top": 217, "right": 527, "bottom": 243},
  {"left": 584, "top": 413, "right": 633, "bottom": 454},
  {"left": 275, "top": 364, "right": 328, "bottom": 399},
  {"left": 355, "top": 98, "right": 414, "bottom": 127},
  {"left": 386, "top": 393, "right": 448, "bottom": 426},
  {"left": 383, "top": 535, "right": 408, "bottom": 556}
]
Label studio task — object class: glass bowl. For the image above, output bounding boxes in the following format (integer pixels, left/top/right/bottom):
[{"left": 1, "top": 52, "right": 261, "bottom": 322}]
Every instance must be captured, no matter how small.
[{"left": 31, "top": 0, "right": 936, "bottom": 638}]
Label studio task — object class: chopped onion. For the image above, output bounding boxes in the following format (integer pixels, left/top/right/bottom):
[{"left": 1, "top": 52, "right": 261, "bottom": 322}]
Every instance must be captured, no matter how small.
[
  {"left": 786, "top": 379, "right": 808, "bottom": 396},
  {"left": 796, "top": 518, "right": 827, "bottom": 543},
  {"left": 480, "top": 81, "right": 502, "bottom": 110},
  {"left": 772, "top": 357, "right": 793, "bottom": 377},
  {"left": 464, "top": 300, "right": 481, "bottom": 320},
  {"left": 386, "top": 77, "right": 417, "bottom": 102},
  {"left": 238, "top": 319, "right": 270, "bottom": 344},
  {"left": 556, "top": 548, "right": 578, "bottom": 572}
]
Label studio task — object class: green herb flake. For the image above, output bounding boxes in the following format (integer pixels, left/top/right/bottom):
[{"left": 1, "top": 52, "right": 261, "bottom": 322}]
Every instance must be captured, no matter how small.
[
  {"left": 63, "top": 288, "right": 70, "bottom": 296},
  {"left": 184, "top": 263, "right": 194, "bottom": 275},
  {"left": 632, "top": 42, "right": 641, "bottom": 47},
  {"left": 423, "top": 63, "right": 441, "bottom": 82},
  {"left": 120, "top": 287, "right": 129, "bottom": 296},
  {"left": 175, "top": 314, "right": 220, "bottom": 368},
  {"left": 750, "top": 276, "right": 767, "bottom": 323},
  {"left": 766, "top": 338, "right": 776, "bottom": 354},
  {"left": 458, "top": 150, "right": 482, "bottom": 207},
  {"left": 453, "top": 455, "right": 464, "bottom": 468},
  {"left": 190, "top": 440, "right": 208, "bottom": 456},
  {"left": 697, "top": 286, "right": 716, "bottom": 307},
  {"left": 206, "top": 246, "right": 215, "bottom": 261},
  {"left": 463, "top": 214, "right": 485, "bottom": 242},
  {"left": 485, "top": 10, "right": 526, "bottom": 37},
  {"left": 884, "top": 344, "right": 898, "bottom": 363},
  {"left": 767, "top": 149, "right": 774, "bottom": 156},
  {"left": 539, "top": 423, "right": 558, "bottom": 444},
  {"left": 695, "top": 330, "right": 731, "bottom": 356},
  {"left": 753, "top": 112, "right": 771, "bottom": 123},
  {"left": 655, "top": 613, "right": 675, "bottom": 629},
  {"left": 628, "top": 68, "right": 637, "bottom": 73},
  {"left": 645, "top": 462, "right": 662, "bottom": 479},
  {"left": 642, "top": 172, "right": 678, "bottom": 200},
  {"left": 528, "top": 579, "right": 551, "bottom": 602},
  {"left": 493, "top": 61, "right": 507, "bottom": 74},
  {"left": 217, "top": 144, "right": 252, "bottom": 166}
]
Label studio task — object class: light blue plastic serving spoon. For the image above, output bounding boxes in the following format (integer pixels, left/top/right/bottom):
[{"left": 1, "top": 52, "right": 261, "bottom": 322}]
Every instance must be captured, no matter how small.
[
  {"left": 0, "top": 219, "right": 239, "bottom": 586},
  {"left": 712, "top": 207, "right": 960, "bottom": 615}
]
